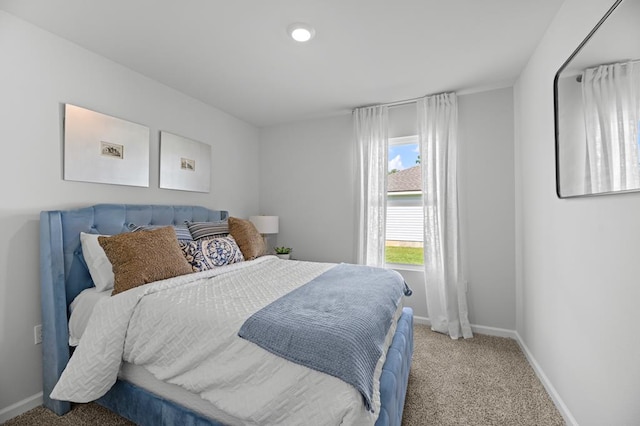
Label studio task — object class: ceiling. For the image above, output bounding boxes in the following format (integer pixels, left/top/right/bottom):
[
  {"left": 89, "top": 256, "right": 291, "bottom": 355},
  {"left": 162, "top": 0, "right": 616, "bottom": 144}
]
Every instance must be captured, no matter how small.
[{"left": 0, "top": 0, "right": 565, "bottom": 127}]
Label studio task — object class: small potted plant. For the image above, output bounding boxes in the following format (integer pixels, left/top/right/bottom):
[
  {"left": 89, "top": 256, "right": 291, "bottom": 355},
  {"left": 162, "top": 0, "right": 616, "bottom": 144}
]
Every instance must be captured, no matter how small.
[{"left": 274, "top": 246, "right": 293, "bottom": 260}]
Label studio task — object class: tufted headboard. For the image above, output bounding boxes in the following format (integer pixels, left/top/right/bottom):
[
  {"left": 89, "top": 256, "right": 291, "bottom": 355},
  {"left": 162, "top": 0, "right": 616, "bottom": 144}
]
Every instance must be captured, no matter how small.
[{"left": 39, "top": 204, "right": 228, "bottom": 415}]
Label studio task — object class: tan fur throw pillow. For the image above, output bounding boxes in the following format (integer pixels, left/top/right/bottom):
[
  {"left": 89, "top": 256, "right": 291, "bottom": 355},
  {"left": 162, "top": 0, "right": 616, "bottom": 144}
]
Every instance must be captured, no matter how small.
[
  {"left": 98, "top": 226, "right": 193, "bottom": 295},
  {"left": 228, "top": 217, "right": 266, "bottom": 260}
]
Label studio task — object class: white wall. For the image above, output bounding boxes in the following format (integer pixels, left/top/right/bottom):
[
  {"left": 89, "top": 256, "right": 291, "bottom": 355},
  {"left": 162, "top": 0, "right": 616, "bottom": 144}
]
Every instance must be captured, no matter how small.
[
  {"left": 258, "top": 114, "right": 357, "bottom": 264},
  {"left": 459, "top": 88, "right": 516, "bottom": 330},
  {"left": 0, "top": 11, "right": 259, "bottom": 417},
  {"left": 514, "top": 0, "right": 640, "bottom": 424},
  {"left": 259, "top": 87, "right": 515, "bottom": 330}
]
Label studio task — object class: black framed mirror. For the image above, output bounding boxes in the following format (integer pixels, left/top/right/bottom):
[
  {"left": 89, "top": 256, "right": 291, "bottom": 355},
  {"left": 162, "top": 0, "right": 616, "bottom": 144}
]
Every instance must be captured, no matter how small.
[{"left": 554, "top": 0, "right": 640, "bottom": 198}]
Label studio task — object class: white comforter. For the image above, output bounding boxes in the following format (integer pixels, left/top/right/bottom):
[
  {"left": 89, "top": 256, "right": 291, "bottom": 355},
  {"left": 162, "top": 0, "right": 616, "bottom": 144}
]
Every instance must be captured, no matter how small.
[{"left": 52, "top": 256, "right": 399, "bottom": 425}]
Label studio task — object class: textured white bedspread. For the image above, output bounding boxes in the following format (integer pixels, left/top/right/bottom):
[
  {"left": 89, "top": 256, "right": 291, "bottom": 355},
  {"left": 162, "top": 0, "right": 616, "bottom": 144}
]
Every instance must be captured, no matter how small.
[{"left": 52, "top": 256, "right": 400, "bottom": 425}]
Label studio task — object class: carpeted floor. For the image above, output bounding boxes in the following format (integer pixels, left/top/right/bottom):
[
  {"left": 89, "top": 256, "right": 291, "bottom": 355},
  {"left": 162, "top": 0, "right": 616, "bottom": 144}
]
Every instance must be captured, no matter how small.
[
  {"left": 4, "top": 324, "right": 565, "bottom": 425},
  {"left": 401, "top": 325, "right": 565, "bottom": 425}
]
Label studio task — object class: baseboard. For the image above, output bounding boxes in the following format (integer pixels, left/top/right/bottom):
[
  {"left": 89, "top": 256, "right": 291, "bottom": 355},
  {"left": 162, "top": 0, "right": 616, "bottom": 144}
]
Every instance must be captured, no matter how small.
[
  {"left": 412, "top": 317, "right": 576, "bottom": 424},
  {"left": 514, "top": 332, "right": 578, "bottom": 426},
  {"left": 413, "top": 316, "right": 517, "bottom": 339},
  {"left": 470, "top": 324, "right": 517, "bottom": 339},
  {"left": 0, "top": 392, "right": 43, "bottom": 423},
  {"left": 413, "top": 315, "right": 430, "bottom": 325}
]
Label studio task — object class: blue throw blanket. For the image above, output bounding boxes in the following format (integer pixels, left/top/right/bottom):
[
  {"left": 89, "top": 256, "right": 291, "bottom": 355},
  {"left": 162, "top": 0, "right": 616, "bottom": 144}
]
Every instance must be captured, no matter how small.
[{"left": 238, "top": 263, "right": 412, "bottom": 412}]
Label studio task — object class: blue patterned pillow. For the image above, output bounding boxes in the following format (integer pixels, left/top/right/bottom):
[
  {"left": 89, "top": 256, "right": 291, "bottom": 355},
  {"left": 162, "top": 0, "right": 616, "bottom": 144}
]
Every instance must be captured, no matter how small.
[
  {"left": 127, "top": 223, "right": 193, "bottom": 241},
  {"left": 179, "top": 235, "right": 244, "bottom": 272}
]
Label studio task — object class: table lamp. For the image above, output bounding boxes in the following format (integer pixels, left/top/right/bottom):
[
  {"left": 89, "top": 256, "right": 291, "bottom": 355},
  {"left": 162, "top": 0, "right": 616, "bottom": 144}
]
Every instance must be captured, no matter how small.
[{"left": 249, "top": 215, "right": 279, "bottom": 251}]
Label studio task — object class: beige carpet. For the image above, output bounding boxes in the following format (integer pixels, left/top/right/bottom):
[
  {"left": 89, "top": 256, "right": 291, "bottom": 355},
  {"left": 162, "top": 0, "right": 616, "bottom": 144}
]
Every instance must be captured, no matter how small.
[
  {"left": 4, "top": 324, "right": 564, "bottom": 425},
  {"left": 402, "top": 325, "right": 565, "bottom": 425}
]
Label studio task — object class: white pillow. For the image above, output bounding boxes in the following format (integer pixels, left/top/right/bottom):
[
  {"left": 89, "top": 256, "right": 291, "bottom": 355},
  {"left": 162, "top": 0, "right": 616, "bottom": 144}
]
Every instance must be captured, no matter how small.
[
  {"left": 80, "top": 232, "right": 114, "bottom": 292},
  {"left": 68, "top": 287, "right": 111, "bottom": 346}
]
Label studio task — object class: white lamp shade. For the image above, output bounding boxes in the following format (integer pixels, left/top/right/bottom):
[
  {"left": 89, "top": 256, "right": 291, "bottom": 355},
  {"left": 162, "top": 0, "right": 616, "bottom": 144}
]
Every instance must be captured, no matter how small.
[{"left": 249, "top": 215, "right": 279, "bottom": 234}]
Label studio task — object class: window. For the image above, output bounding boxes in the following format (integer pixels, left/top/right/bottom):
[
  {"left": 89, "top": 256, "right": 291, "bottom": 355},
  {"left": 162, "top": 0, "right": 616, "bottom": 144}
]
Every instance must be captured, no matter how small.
[{"left": 386, "top": 136, "right": 423, "bottom": 265}]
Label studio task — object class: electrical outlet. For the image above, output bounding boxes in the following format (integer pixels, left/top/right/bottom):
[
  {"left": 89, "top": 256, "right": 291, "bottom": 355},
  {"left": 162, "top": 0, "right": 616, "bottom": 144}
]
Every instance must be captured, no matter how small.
[{"left": 34, "top": 324, "right": 42, "bottom": 345}]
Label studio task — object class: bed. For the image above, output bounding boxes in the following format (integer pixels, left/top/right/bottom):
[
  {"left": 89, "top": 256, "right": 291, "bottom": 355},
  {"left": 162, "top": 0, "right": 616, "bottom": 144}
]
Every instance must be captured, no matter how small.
[{"left": 39, "top": 204, "right": 414, "bottom": 425}]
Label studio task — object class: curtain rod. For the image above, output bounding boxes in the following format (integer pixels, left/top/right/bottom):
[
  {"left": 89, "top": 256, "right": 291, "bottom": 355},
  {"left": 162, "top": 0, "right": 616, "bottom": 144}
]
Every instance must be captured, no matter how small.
[
  {"left": 383, "top": 96, "right": 424, "bottom": 108},
  {"left": 354, "top": 90, "right": 457, "bottom": 111},
  {"left": 353, "top": 96, "right": 421, "bottom": 111},
  {"left": 575, "top": 59, "right": 640, "bottom": 82}
]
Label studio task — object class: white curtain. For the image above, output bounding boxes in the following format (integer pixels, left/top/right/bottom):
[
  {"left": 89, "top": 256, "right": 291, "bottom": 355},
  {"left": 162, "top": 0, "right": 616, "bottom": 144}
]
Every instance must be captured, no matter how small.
[
  {"left": 418, "top": 93, "right": 472, "bottom": 339},
  {"left": 354, "top": 105, "right": 389, "bottom": 267},
  {"left": 582, "top": 61, "right": 640, "bottom": 193}
]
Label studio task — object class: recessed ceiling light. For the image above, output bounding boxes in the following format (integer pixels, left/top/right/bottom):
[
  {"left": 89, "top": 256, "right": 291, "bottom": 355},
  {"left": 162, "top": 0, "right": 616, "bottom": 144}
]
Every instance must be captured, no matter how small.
[{"left": 287, "top": 23, "right": 315, "bottom": 42}]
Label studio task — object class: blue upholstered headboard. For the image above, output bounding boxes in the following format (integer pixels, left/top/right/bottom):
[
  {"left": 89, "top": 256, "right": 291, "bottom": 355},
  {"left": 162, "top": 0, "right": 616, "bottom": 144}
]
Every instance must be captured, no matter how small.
[{"left": 39, "top": 204, "right": 228, "bottom": 415}]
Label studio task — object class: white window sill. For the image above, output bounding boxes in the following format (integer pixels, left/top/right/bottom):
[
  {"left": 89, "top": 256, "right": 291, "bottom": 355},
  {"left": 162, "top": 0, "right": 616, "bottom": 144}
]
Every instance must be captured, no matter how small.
[{"left": 385, "top": 263, "right": 424, "bottom": 272}]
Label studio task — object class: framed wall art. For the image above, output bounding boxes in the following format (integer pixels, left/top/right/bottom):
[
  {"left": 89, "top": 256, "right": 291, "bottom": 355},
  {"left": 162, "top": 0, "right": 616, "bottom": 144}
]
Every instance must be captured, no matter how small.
[
  {"left": 159, "top": 131, "right": 211, "bottom": 192},
  {"left": 63, "top": 104, "right": 150, "bottom": 187}
]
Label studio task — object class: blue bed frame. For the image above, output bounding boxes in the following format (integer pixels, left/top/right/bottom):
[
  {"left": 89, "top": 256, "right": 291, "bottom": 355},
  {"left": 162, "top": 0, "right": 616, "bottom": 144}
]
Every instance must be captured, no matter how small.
[{"left": 40, "top": 204, "right": 414, "bottom": 425}]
